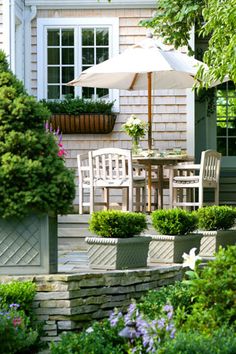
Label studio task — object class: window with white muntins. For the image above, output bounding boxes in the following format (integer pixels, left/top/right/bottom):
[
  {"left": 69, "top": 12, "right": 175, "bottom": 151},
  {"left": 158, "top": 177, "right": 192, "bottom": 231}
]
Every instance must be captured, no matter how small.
[{"left": 37, "top": 18, "right": 119, "bottom": 107}]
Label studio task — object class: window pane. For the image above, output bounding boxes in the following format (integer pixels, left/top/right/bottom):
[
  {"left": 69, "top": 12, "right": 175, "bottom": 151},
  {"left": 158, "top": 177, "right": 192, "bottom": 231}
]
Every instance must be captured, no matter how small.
[
  {"left": 62, "top": 48, "right": 74, "bottom": 64},
  {"left": 96, "top": 28, "right": 109, "bottom": 46},
  {"left": 62, "top": 85, "right": 74, "bottom": 97},
  {"left": 217, "top": 125, "right": 226, "bottom": 136},
  {"left": 97, "top": 88, "right": 109, "bottom": 99},
  {"left": 217, "top": 105, "right": 226, "bottom": 116},
  {"left": 228, "top": 106, "right": 236, "bottom": 117},
  {"left": 62, "top": 30, "right": 74, "bottom": 46},
  {"left": 82, "top": 29, "right": 94, "bottom": 46},
  {"left": 82, "top": 87, "right": 94, "bottom": 99},
  {"left": 217, "top": 138, "right": 227, "bottom": 156},
  {"left": 96, "top": 48, "right": 109, "bottom": 63},
  {"left": 47, "top": 29, "right": 60, "bottom": 46},
  {"left": 48, "top": 48, "right": 60, "bottom": 65},
  {"left": 62, "top": 67, "right": 74, "bottom": 83},
  {"left": 228, "top": 138, "right": 236, "bottom": 156},
  {"left": 228, "top": 121, "right": 236, "bottom": 136},
  {"left": 82, "top": 48, "right": 94, "bottom": 65},
  {"left": 48, "top": 67, "right": 60, "bottom": 83},
  {"left": 48, "top": 85, "right": 60, "bottom": 99}
]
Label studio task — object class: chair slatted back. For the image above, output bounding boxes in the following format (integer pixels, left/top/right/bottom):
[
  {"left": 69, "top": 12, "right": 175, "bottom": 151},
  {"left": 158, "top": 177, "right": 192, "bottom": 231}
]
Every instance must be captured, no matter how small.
[
  {"left": 200, "top": 150, "right": 221, "bottom": 184},
  {"left": 89, "top": 148, "right": 133, "bottom": 187}
]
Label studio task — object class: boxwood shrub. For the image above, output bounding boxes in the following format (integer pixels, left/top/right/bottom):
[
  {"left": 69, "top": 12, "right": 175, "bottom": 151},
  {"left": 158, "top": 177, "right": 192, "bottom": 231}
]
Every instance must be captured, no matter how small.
[
  {"left": 151, "top": 208, "right": 197, "bottom": 235},
  {"left": 196, "top": 205, "right": 236, "bottom": 231},
  {"left": 89, "top": 210, "right": 147, "bottom": 238}
]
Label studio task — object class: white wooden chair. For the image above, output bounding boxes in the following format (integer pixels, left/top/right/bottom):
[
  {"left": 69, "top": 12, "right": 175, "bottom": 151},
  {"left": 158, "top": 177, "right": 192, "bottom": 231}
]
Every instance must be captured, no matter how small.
[
  {"left": 169, "top": 150, "right": 221, "bottom": 209},
  {"left": 77, "top": 148, "right": 146, "bottom": 214}
]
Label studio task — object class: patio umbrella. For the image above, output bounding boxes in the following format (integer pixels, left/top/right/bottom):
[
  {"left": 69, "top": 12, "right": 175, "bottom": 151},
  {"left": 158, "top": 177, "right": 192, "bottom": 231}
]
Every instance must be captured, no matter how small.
[{"left": 68, "top": 33, "right": 211, "bottom": 151}]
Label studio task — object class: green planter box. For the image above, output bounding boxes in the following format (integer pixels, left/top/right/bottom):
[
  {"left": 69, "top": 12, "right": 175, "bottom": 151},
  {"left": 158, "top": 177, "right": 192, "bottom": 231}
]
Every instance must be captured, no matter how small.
[
  {"left": 0, "top": 213, "right": 58, "bottom": 275},
  {"left": 85, "top": 236, "right": 152, "bottom": 270},
  {"left": 199, "top": 230, "right": 236, "bottom": 257},
  {"left": 148, "top": 234, "right": 202, "bottom": 263}
]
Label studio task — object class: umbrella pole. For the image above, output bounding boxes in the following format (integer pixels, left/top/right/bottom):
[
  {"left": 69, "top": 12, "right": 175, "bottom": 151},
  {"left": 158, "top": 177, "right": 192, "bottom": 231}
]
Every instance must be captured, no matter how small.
[{"left": 147, "top": 72, "right": 152, "bottom": 213}]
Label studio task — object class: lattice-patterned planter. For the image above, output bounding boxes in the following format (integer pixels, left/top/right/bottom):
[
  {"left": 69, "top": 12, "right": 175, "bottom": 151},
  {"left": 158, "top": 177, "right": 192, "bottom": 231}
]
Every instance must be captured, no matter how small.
[
  {"left": 199, "top": 230, "right": 236, "bottom": 257},
  {"left": 0, "top": 213, "right": 58, "bottom": 275},
  {"left": 148, "top": 234, "right": 202, "bottom": 263},
  {"left": 85, "top": 236, "right": 152, "bottom": 270}
]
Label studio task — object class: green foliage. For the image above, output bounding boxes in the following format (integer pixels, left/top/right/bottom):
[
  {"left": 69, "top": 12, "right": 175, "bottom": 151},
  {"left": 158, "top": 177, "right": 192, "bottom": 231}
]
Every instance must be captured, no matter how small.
[
  {"left": 0, "top": 51, "right": 76, "bottom": 218},
  {"left": 197, "top": 205, "right": 236, "bottom": 230},
  {"left": 40, "top": 96, "right": 114, "bottom": 114},
  {"left": 159, "top": 327, "right": 236, "bottom": 354},
  {"left": 140, "top": 0, "right": 236, "bottom": 86},
  {"left": 184, "top": 245, "right": 236, "bottom": 331},
  {"left": 151, "top": 208, "right": 197, "bottom": 235},
  {"left": 197, "top": 0, "right": 236, "bottom": 86},
  {"left": 0, "top": 305, "right": 39, "bottom": 354},
  {"left": 0, "top": 281, "right": 36, "bottom": 318},
  {"left": 138, "top": 281, "right": 194, "bottom": 327},
  {"left": 0, "top": 281, "right": 42, "bottom": 354},
  {"left": 140, "top": 0, "right": 203, "bottom": 54},
  {"left": 50, "top": 320, "right": 127, "bottom": 354},
  {"left": 89, "top": 210, "right": 147, "bottom": 238}
]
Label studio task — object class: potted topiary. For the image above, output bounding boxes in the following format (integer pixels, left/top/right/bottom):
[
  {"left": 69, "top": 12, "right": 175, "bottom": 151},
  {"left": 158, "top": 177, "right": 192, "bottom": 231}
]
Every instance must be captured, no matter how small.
[
  {"left": 0, "top": 50, "right": 76, "bottom": 275},
  {"left": 196, "top": 205, "right": 236, "bottom": 257},
  {"left": 86, "top": 210, "right": 151, "bottom": 270},
  {"left": 149, "top": 209, "right": 201, "bottom": 263},
  {"left": 41, "top": 96, "right": 116, "bottom": 134}
]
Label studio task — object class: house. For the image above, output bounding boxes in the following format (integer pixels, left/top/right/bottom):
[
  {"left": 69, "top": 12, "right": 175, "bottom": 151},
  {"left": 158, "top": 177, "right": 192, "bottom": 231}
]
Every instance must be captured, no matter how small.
[{"left": 1, "top": 0, "right": 235, "bottom": 208}]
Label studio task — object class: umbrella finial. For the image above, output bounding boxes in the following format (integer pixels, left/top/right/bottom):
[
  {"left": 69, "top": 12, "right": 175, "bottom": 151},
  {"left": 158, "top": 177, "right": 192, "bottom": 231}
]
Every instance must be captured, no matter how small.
[{"left": 146, "top": 29, "right": 153, "bottom": 38}]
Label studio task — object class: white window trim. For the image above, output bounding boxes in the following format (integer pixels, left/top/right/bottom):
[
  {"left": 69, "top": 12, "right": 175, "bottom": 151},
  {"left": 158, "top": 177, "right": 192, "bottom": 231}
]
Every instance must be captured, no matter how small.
[{"left": 37, "top": 17, "right": 120, "bottom": 111}]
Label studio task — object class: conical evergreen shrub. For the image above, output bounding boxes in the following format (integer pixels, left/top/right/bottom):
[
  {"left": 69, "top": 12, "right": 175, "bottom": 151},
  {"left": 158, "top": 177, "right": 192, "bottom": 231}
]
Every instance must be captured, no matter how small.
[{"left": 0, "top": 50, "right": 76, "bottom": 218}]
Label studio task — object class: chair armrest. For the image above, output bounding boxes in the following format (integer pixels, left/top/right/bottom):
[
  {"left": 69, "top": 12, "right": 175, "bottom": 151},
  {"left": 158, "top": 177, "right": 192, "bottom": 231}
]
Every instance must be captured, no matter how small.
[{"left": 171, "top": 164, "right": 201, "bottom": 170}]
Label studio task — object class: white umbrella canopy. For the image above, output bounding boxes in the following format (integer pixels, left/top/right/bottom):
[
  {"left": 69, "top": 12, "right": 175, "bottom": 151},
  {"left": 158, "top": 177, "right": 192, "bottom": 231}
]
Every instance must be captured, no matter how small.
[{"left": 68, "top": 36, "right": 207, "bottom": 150}]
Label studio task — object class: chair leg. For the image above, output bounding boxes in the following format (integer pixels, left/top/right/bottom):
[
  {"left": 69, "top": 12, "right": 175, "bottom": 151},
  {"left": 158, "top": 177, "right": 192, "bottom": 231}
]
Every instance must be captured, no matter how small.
[
  {"left": 215, "top": 185, "right": 219, "bottom": 205},
  {"left": 142, "top": 185, "right": 146, "bottom": 212},
  {"left": 90, "top": 187, "right": 94, "bottom": 214},
  {"left": 103, "top": 188, "right": 109, "bottom": 210},
  {"left": 128, "top": 187, "right": 133, "bottom": 212},
  {"left": 135, "top": 187, "right": 141, "bottom": 212},
  {"left": 199, "top": 187, "right": 203, "bottom": 208},
  {"left": 79, "top": 186, "right": 83, "bottom": 214}
]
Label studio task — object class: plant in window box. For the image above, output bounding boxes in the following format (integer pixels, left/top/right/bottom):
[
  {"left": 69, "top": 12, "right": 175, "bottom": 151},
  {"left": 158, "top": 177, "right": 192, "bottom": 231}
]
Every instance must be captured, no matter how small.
[
  {"left": 86, "top": 210, "right": 151, "bottom": 270},
  {"left": 149, "top": 209, "right": 202, "bottom": 263},
  {"left": 40, "top": 96, "right": 116, "bottom": 134},
  {"left": 0, "top": 50, "right": 76, "bottom": 275},
  {"left": 196, "top": 206, "right": 236, "bottom": 258}
]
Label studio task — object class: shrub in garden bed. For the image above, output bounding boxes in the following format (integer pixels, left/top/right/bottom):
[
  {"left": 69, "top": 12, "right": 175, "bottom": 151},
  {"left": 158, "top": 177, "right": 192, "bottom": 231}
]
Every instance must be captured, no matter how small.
[
  {"left": 0, "top": 50, "right": 75, "bottom": 219},
  {"left": 0, "top": 281, "right": 42, "bottom": 354},
  {"left": 160, "top": 327, "right": 236, "bottom": 354},
  {"left": 89, "top": 210, "right": 147, "bottom": 238}
]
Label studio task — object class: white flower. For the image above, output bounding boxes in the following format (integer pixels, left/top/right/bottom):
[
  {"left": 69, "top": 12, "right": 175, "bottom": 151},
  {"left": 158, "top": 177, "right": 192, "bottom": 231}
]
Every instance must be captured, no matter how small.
[
  {"left": 182, "top": 248, "right": 201, "bottom": 270},
  {"left": 86, "top": 327, "right": 94, "bottom": 334}
]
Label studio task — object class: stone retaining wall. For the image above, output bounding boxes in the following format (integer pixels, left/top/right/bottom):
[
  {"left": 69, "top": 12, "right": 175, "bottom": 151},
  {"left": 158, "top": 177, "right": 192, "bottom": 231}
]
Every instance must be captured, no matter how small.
[{"left": 1, "top": 266, "right": 184, "bottom": 343}]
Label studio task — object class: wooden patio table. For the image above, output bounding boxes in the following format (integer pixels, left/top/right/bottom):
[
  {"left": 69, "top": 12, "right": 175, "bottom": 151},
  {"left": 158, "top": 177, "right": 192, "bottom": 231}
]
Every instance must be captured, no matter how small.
[{"left": 132, "top": 154, "right": 194, "bottom": 212}]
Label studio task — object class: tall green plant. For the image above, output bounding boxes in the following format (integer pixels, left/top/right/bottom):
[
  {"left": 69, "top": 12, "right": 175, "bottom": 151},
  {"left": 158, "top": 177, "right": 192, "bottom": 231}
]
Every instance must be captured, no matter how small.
[{"left": 0, "top": 50, "right": 75, "bottom": 218}]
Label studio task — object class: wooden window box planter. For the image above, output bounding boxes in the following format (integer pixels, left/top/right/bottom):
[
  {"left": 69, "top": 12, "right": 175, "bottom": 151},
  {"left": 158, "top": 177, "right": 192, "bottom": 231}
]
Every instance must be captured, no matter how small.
[{"left": 49, "top": 113, "right": 116, "bottom": 134}]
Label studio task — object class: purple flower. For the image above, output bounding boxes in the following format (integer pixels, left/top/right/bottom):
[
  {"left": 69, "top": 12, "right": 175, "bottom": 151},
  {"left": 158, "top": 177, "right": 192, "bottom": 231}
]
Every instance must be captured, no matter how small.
[
  {"left": 9, "top": 303, "right": 20, "bottom": 309},
  {"left": 157, "top": 318, "right": 165, "bottom": 329},
  {"left": 170, "top": 328, "right": 176, "bottom": 339},
  {"left": 163, "top": 304, "right": 173, "bottom": 313},
  {"left": 109, "top": 310, "right": 122, "bottom": 327}
]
